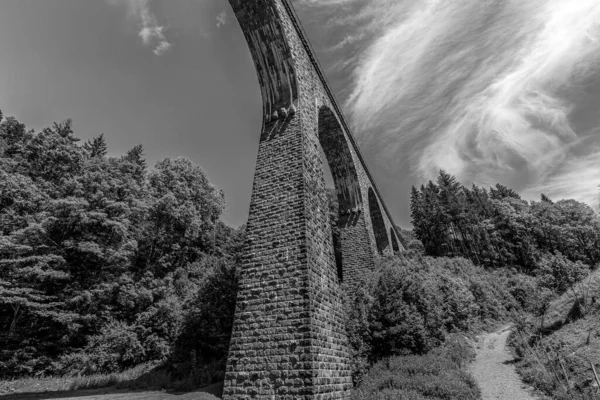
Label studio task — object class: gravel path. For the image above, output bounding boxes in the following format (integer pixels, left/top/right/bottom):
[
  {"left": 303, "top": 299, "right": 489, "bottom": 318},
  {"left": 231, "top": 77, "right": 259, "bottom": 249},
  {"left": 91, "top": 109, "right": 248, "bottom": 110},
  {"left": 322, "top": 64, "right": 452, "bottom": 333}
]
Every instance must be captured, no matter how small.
[{"left": 471, "top": 324, "right": 542, "bottom": 400}]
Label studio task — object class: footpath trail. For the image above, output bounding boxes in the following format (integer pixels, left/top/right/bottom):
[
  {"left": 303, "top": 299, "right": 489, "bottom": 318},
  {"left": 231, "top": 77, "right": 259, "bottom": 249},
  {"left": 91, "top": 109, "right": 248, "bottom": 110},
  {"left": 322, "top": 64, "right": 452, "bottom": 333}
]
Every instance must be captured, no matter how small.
[{"left": 471, "top": 324, "right": 542, "bottom": 400}]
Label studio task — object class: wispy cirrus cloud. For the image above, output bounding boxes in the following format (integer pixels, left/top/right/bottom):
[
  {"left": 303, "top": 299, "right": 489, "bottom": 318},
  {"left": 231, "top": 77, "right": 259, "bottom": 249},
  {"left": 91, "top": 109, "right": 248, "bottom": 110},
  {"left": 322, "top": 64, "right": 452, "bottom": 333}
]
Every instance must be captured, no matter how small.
[
  {"left": 299, "top": 0, "right": 600, "bottom": 207},
  {"left": 107, "top": 0, "right": 171, "bottom": 55},
  {"left": 525, "top": 150, "right": 600, "bottom": 208}
]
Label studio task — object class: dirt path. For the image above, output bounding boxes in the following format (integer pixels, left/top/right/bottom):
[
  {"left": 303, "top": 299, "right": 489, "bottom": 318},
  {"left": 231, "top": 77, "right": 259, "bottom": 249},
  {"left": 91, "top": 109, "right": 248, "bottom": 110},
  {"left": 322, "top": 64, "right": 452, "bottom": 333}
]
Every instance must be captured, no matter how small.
[{"left": 471, "top": 324, "right": 542, "bottom": 400}]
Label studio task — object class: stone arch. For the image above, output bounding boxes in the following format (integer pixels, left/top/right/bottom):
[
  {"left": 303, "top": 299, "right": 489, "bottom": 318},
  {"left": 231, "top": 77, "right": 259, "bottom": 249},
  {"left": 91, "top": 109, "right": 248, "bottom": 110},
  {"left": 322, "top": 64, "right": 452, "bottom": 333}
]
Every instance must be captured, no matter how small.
[
  {"left": 368, "top": 187, "right": 390, "bottom": 254},
  {"left": 318, "top": 106, "right": 362, "bottom": 215},
  {"left": 391, "top": 228, "right": 400, "bottom": 252}
]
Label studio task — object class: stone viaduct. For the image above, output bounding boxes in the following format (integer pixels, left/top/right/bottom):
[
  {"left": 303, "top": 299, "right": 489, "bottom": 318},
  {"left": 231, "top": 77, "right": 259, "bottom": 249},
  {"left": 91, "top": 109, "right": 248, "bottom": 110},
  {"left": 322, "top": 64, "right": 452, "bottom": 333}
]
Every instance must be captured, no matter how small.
[{"left": 223, "top": 0, "right": 404, "bottom": 398}]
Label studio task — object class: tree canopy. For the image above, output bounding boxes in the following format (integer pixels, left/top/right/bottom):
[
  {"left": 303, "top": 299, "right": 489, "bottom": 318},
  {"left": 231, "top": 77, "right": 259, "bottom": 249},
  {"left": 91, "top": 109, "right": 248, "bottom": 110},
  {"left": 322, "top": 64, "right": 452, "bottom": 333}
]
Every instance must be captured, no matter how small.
[
  {"left": 0, "top": 112, "right": 243, "bottom": 378},
  {"left": 410, "top": 170, "right": 600, "bottom": 271}
]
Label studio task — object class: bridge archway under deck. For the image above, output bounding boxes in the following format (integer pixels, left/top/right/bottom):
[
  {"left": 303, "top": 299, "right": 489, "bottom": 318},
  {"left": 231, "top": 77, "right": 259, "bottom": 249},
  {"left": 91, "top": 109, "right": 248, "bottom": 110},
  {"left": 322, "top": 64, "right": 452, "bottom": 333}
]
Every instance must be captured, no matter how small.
[
  {"left": 368, "top": 187, "right": 390, "bottom": 255},
  {"left": 318, "top": 106, "right": 362, "bottom": 215},
  {"left": 317, "top": 105, "right": 376, "bottom": 286},
  {"left": 391, "top": 228, "right": 400, "bottom": 253}
]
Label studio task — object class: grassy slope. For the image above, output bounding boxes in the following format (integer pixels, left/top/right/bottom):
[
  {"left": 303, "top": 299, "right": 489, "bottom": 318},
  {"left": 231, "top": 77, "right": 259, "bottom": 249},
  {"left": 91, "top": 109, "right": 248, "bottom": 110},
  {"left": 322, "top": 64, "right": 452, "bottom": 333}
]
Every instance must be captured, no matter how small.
[
  {"left": 0, "top": 389, "right": 219, "bottom": 400},
  {"left": 0, "top": 364, "right": 221, "bottom": 399},
  {"left": 542, "top": 269, "right": 600, "bottom": 330},
  {"left": 513, "top": 269, "right": 600, "bottom": 399}
]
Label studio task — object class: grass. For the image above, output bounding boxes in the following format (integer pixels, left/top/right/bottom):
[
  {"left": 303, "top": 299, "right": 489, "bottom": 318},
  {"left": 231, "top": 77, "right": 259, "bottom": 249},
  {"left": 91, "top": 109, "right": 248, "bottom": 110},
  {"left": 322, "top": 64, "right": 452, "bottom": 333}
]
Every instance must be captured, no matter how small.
[
  {"left": 0, "top": 362, "right": 158, "bottom": 395},
  {"left": 351, "top": 335, "right": 481, "bottom": 400},
  {"left": 510, "top": 268, "right": 600, "bottom": 400},
  {"left": 0, "top": 362, "right": 221, "bottom": 399},
  {"left": 532, "top": 268, "right": 600, "bottom": 332}
]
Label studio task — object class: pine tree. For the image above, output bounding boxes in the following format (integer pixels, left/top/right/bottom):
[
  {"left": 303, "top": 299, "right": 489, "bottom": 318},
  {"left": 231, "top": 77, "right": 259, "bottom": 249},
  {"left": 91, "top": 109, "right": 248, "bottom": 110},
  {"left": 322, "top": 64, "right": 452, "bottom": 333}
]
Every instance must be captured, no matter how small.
[
  {"left": 0, "top": 115, "right": 32, "bottom": 160},
  {"left": 490, "top": 183, "right": 521, "bottom": 200},
  {"left": 123, "top": 144, "right": 146, "bottom": 170},
  {"left": 83, "top": 134, "right": 107, "bottom": 158},
  {"left": 541, "top": 193, "right": 553, "bottom": 204},
  {"left": 0, "top": 239, "right": 69, "bottom": 335},
  {"left": 17, "top": 120, "right": 84, "bottom": 185}
]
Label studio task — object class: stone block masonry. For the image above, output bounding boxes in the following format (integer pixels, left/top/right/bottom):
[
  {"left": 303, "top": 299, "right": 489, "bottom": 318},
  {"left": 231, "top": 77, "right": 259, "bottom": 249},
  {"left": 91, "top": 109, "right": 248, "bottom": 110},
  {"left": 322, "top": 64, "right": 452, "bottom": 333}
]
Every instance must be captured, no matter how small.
[{"left": 223, "top": 0, "right": 405, "bottom": 398}]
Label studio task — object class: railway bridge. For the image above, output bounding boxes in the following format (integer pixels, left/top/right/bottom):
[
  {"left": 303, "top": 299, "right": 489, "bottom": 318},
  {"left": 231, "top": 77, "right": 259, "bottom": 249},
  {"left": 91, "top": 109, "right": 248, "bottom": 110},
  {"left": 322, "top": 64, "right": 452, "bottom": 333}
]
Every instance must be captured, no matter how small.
[{"left": 223, "top": 1, "right": 404, "bottom": 398}]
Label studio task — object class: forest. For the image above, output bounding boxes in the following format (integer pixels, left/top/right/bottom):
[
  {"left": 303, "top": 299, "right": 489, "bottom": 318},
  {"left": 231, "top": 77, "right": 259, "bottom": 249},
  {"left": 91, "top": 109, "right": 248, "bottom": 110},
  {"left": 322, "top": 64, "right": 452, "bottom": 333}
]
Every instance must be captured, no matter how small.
[
  {"left": 0, "top": 111, "right": 244, "bottom": 383},
  {"left": 1, "top": 111, "right": 599, "bottom": 399}
]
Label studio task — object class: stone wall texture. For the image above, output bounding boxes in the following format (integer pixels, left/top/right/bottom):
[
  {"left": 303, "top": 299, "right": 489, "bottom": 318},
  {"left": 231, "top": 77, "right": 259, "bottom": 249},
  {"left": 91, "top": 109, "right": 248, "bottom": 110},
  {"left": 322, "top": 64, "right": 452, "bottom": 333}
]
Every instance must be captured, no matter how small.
[{"left": 223, "top": 0, "right": 405, "bottom": 398}]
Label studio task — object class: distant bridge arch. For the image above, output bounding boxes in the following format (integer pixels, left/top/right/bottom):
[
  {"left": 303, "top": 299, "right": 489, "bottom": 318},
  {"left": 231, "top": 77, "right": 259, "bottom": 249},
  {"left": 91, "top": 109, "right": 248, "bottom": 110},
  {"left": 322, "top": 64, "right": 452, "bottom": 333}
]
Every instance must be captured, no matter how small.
[
  {"left": 391, "top": 227, "right": 401, "bottom": 253},
  {"left": 223, "top": 0, "right": 404, "bottom": 398}
]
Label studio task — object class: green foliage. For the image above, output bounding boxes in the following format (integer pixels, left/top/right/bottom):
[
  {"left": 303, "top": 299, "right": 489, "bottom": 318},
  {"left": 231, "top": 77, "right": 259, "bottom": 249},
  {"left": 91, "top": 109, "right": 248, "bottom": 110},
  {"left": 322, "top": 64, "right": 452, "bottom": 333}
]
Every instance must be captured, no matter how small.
[
  {"left": 4, "top": 108, "right": 598, "bottom": 400},
  {"left": 170, "top": 257, "right": 239, "bottom": 385},
  {"left": 83, "top": 134, "right": 108, "bottom": 158},
  {"left": 537, "top": 253, "right": 590, "bottom": 295},
  {"left": 513, "top": 325, "right": 600, "bottom": 400},
  {"left": 409, "top": 170, "right": 600, "bottom": 399},
  {"left": 510, "top": 268, "right": 600, "bottom": 400},
  {"left": 0, "top": 111, "right": 243, "bottom": 380},
  {"left": 344, "top": 254, "right": 516, "bottom": 385},
  {"left": 411, "top": 170, "right": 600, "bottom": 272},
  {"left": 352, "top": 336, "right": 480, "bottom": 400},
  {"left": 58, "top": 320, "right": 146, "bottom": 375},
  {"left": 136, "top": 157, "right": 226, "bottom": 278}
]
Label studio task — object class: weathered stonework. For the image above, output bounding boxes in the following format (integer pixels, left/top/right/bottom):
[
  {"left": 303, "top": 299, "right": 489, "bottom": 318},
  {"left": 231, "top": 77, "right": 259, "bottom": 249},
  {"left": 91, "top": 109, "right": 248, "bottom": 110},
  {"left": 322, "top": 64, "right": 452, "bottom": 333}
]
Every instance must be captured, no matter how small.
[{"left": 223, "top": 1, "right": 405, "bottom": 398}]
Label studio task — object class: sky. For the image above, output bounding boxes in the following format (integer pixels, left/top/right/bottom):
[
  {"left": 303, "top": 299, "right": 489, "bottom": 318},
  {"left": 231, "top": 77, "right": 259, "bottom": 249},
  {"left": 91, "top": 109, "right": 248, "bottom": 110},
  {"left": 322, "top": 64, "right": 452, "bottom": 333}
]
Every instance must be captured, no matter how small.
[{"left": 1, "top": 0, "right": 600, "bottom": 228}]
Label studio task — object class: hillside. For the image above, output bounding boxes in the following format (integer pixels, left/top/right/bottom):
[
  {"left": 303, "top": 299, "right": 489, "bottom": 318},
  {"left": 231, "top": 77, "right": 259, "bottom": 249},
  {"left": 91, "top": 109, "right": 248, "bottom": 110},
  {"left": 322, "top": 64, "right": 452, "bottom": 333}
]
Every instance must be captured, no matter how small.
[
  {"left": 2, "top": 113, "right": 600, "bottom": 399},
  {"left": 511, "top": 269, "right": 600, "bottom": 400}
]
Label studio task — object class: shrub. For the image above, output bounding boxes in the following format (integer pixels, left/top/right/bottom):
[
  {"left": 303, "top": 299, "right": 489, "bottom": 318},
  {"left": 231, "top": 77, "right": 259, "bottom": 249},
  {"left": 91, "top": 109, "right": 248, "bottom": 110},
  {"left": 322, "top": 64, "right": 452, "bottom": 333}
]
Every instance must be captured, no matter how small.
[
  {"left": 170, "top": 257, "right": 238, "bottom": 385},
  {"left": 57, "top": 320, "right": 145, "bottom": 375},
  {"left": 342, "top": 253, "right": 517, "bottom": 387},
  {"left": 537, "top": 253, "right": 590, "bottom": 295},
  {"left": 354, "top": 255, "right": 512, "bottom": 362},
  {"left": 352, "top": 339, "right": 480, "bottom": 400}
]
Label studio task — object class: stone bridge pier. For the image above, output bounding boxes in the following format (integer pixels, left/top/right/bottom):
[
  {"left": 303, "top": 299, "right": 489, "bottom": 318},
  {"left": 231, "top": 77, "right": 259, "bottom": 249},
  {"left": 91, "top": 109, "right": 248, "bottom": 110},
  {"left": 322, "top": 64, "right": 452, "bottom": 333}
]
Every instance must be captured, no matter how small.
[{"left": 223, "top": 0, "right": 404, "bottom": 398}]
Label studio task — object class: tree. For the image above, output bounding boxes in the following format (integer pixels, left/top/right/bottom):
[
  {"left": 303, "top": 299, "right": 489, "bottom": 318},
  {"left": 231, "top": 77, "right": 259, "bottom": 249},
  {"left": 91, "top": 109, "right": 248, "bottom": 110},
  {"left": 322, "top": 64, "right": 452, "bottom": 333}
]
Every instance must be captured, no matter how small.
[
  {"left": 489, "top": 184, "right": 521, "bottom": 200},
  {"left": 436, "top": 170, "right": 470, "bottom": 258},
  {"left": 407, "top": 171, "right": 600, "bottom": 272},
  {"left": 541, "top": 193, "right": 553, "bottom": 204},
  {"left": 0, "top": 237, "right": 69, "bottom": 336},
  {"left": 123, "top": 144, "right": 146, "bottom": 170},
  {"left": 0, "top": 113, "right": 242, "bottom": 378},
  {"left": 0, "top": 221, "right": 75, "bottom": 375},
  {"left": 137, "top": 157, "right": 226, "bottom": 277},
  {"left": 171, "top": 257, "right": 238, "bottom": 383},
  {"left": 0, "top": 114, "right": 32, "bottom": 162},
  {"left": 83, "top": 134, "right": 108, "bottom": 158},
  {"left": 122, "top": 144, "right": 147, "bottom": 183},
  {"left": 0, "top": 170, "right": 48, "bottom": 235},
  {"left": 553, "top": 200, "right": 600, "bottom": 265},
  {"left": 537, "top": 252, "right": 589, "bottom": 295},
  {"left": 14, "top": 119, "right": 84, "bottom": 187}
]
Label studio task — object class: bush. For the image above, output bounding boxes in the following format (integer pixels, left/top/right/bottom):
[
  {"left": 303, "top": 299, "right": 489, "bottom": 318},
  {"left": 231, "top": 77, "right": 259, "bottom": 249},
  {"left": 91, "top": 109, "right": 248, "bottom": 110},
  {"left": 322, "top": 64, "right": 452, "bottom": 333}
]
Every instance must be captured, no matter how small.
[
  {"left": 537, "top": 253, "right": 590, "bottom": 295},
  {"left": 352, "top": 338, "right": 480, "bottom": 400},
  {"left": 349, "top": 254, "right": 513, "bottom": 365},
  {"left": 57, "top": 320, "right": 146, "bottom": 375},
  {"left": 170, "top": 257, "right": 238, "bottom": 385}
]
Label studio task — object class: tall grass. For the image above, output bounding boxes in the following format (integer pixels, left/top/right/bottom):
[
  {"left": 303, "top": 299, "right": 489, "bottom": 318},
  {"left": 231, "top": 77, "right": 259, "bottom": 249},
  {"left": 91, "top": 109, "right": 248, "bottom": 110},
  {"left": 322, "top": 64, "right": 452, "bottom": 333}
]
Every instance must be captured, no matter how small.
[
  {"left": 510, "top": 268, "right": 600, "bottom": 400},
  {"left": 0, "top": 362, "right": 160, "bottom": 395},
  {"left": 351, "top": 335, "right": 481, "bottom": 400},
  {"left": 0, "top": 362, "right": 224, "bottom": 398}
]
